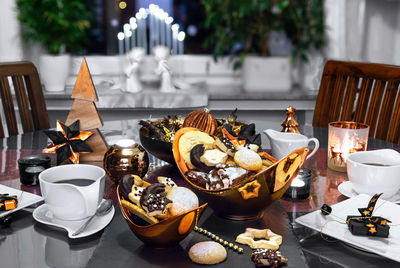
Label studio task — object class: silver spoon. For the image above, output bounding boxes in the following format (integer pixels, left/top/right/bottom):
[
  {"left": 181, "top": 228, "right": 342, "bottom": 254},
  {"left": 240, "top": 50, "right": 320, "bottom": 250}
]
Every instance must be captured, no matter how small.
[{"left": 72, "top": 199, "right": 113, "bottom": 236}]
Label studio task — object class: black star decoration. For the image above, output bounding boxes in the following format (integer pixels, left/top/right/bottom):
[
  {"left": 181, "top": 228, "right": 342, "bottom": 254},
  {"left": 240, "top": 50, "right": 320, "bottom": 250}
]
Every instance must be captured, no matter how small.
[{"left": 42, "top": 120, "right": 93, "bottom": 164}]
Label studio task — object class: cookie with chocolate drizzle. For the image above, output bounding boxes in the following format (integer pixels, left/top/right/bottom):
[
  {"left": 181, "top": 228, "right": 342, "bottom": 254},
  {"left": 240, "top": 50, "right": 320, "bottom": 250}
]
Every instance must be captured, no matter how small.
[
  {"left": 207, "top": 164, "right": 253, "bottom": 190},
  {"left": 140, "top": 183, "right": 172, "bottom": 218}
]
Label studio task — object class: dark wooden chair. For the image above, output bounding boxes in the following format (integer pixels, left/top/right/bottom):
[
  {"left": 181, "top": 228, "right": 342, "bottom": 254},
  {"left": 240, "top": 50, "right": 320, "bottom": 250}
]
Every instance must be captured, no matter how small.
[
  {"left": 0, "top": 61, "right": 49, "bottom": 138},
  {"left": 313, "top": 60, "right": 400, "bottom": 144}
]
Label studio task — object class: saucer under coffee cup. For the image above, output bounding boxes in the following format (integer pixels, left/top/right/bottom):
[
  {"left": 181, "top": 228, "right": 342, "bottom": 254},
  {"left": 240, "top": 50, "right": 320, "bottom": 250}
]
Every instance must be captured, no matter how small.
[{"left": 39, "top": 164, "right": 105, "bottom": 221}]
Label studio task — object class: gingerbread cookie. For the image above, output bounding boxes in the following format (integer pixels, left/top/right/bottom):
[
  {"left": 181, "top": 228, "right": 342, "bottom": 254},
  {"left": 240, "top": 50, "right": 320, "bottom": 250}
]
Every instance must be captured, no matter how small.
[
  {"left": 234, "top": 148, "right": 262, "bottom": 171},
  {"left": 236, "top": 228, "right": 282, "bottom": 250},
  {"left": 188, "top": 241, "right": 227, "bottom": 265}
]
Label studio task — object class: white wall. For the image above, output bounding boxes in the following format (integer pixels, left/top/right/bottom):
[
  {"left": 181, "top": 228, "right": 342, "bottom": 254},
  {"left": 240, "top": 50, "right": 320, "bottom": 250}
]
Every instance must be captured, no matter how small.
[{"left": 0, "top": 0, "right": 23, "bottom": 61}]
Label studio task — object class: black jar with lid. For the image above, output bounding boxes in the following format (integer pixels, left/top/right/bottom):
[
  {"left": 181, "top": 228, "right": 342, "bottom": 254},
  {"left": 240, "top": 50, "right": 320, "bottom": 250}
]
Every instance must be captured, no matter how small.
[{"left": 18, "top": 155, "right": 51, "bottom": 185}]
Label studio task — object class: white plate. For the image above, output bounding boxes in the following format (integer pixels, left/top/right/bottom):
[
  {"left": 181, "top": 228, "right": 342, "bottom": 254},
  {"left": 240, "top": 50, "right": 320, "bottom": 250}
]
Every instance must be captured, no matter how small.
[
  {"left": 0, "top": 184, "right": 44, "bottom": 218},
  {"left": 295, "top": 194, "right": 400, "bottom": 263},
  {"left": 33, "top": 200, "right": 115, "bottom": 239},
  {"left": 338, "top": 181, "right": 400, "bottom": 203}
]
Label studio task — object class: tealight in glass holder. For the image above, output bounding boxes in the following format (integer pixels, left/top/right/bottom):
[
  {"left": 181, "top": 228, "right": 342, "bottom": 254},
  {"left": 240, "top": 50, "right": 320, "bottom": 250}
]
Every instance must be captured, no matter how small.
[{"left": 328, "top": 121, "right": 369, "bottom": 172}]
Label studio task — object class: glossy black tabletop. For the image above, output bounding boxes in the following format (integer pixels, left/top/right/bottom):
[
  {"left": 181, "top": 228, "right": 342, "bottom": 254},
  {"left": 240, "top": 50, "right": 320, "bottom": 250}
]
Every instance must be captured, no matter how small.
[{"left": 0, "top": 119, "right": 399, "bottom": 268}]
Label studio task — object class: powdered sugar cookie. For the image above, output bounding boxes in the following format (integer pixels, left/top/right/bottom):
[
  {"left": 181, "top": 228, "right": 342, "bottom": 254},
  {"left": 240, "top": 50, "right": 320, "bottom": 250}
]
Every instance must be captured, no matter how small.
[
  {"left": 166, "top": 186, "right": 199, "bottom": 216},
  {"left": 188, "top": 241, "right": 227, "bottom": 265},
  {"left": 234, "top": 148, "right": 262, "bottom": 171}
]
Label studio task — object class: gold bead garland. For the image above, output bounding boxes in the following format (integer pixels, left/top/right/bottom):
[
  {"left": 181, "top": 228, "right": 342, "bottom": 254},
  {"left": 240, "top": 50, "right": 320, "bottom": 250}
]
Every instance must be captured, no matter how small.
[{"left": 194, "top": 226, "right": 244, "bottom": 254}]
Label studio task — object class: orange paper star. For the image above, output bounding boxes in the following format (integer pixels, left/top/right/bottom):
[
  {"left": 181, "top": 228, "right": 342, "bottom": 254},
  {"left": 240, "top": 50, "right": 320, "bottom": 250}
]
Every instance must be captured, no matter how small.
[{"left": 42, "top": 120, "right": 93, "bottom": 164}]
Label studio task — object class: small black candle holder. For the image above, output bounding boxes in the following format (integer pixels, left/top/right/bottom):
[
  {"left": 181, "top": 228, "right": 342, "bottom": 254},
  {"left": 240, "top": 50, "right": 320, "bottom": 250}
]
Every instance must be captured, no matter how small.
[
  {"left": 18, "top": 155, "right": 51, "bottom": 186},
  {"left": 283, "top": 168, "right": 311, "bottom": 201}
]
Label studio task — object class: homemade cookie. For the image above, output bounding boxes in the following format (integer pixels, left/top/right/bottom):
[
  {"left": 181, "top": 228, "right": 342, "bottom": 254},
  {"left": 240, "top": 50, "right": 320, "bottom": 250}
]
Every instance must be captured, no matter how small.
[
  {"left": 121, "top": 200, "right": 159, "bottom": 225},
  {"left": 207, "top": 164, "right": 250, "bottom": 190},
  {"left": 200, "top": 149, "right": 228, "bottom": 166},
  {"left": 185, "top": 170, "right": 208, "bottom": 188},
  {"left": 236, "top": 228, "right": 282, "bottom": 250},
  {"left": 188, "top": 241, "right": 227, "bottom": 265},
  {"left": 128, "top": 185, "right": 145, "bottom": 206},
  {"left": 215, "top": 137, "right": 236, "bottom": 156},
  {"left": 179, "top": 131, "right": 215, "bottom": 169},
  {"left": 140, "top": 183, "right": 172, "bottom": 218},
  {"left": 251, "top": 248, "right": 288, "bottom": 267},
  {"left": 166, "top": 186, "right": 199, "bottom": 216},
  {"left": 157, "top": 176, "right": 177, "bottom": 192},
  {"left": 237, "top": 143, "right": 259, "bottom": 152},
  {"left": 234, "top": 148, "right": 262, "bottom": 171}
]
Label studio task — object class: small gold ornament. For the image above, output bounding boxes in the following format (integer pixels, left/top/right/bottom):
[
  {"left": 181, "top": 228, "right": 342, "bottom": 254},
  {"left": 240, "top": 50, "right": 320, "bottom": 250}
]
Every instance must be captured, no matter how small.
[{"left": 281, "top": 106, "right": 299, "bottom": 133}]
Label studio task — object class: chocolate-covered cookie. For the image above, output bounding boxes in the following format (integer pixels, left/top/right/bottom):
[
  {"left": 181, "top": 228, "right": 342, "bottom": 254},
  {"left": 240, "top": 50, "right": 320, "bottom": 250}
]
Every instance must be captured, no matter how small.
[
  {"left": 140, "top": 183, "right": 172, "bottom": 218},
  {"left": 207, "top": 164, "right": 251, "bottom": 190},
  {"left": 190, "top": 144, "right": 214, "bottom": 173},
  {"left": 215, "top": 137, "right": 236, "bottom": 156},
  {"left": 185, "top": 170, "right": 208, "bottom": 188}
]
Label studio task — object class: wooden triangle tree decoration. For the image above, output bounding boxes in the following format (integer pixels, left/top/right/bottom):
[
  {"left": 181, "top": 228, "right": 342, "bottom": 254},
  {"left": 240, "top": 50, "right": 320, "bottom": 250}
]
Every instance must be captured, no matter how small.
[
  {"left": 66, "top": 58, "right": 108, "bottom": 162},
  {"left": 72, "top": 58, "right": 99, "bottom": 102}
]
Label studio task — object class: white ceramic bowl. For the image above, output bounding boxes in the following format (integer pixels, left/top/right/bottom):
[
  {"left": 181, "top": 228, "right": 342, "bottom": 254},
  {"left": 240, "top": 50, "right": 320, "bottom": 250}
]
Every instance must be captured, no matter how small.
[{"left": 347, "top": 149, "right": 400, "bottom": 199}]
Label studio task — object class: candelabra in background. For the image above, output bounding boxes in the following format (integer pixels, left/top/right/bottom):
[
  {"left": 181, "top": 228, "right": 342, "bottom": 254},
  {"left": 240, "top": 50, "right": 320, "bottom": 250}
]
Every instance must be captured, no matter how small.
[{"left": 117, "top": 4, "right": 185, "bottom": 56}]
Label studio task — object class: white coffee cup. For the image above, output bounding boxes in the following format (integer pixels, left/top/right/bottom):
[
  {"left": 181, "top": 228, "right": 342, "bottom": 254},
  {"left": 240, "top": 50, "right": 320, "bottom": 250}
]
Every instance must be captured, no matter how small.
[
  {"left": 347, "top": 149, "right": 400, "bottom": 199},
  {"left": 263, "top": 129, "right": 319, "bottom": 160},
  {"left": 39, "top": 164, "right": 105, "bottom": 221}
]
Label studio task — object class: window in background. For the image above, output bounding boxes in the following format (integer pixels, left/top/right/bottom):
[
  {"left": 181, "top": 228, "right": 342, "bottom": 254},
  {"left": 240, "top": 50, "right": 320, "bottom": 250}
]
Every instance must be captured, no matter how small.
[{"left": 85, "top": 0, "right": 211, "bottom": 54}]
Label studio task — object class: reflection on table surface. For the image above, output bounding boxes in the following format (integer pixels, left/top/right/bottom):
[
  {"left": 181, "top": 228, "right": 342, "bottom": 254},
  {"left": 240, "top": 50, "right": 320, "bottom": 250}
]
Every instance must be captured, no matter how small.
[{"left": 0, "top": 119, "right": 399, "bottom": 267}]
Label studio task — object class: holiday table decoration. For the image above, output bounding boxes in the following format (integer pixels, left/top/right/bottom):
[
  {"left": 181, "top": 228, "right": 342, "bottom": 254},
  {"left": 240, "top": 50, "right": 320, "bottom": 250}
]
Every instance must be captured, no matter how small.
[
  {"left": 281, "top": 106, "right": 299, "bottom": 133},
  {"left": 65, "top": 58, "right": 108, "bottom": 161},
  {"left": 42, "top": 120, "right": 93, "bottom": 164}
]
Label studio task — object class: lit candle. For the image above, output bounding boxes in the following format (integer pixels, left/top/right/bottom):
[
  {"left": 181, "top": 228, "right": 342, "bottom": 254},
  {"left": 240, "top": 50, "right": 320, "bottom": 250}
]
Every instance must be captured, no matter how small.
[
  {"left": 165, "top": 17, "right": 173, "bottom": 51},
  {"left": 327, "top": 121, "right": 369, "bottom": 172},
  {"left": 140, "top": 8, "right": 148, "bottom": 53},
  {"left": 171, "top": 24, "right": 179, "bottom": 55},
  {"left": 149, "top": 4, "right": 156, "bottom": 54},
  {"left": 154, "top": 5, "right": 160, "bottom": 46},
  {"left": 136, "top": 12, "right": 143, "bottom": 48},
  {"left": 117, "top": 32, "right": 125, "bottom": 55},
  {"left": 177, "top": 31, "right": 185, "bottom": 55},
  {"left": 283, "top": 168, "right": 311, "bottom": 201},
  {"left": 159, "top": 11, "right": 168, "bottom": 46},
  {"left": 129, "top": 17, "right": 137, "bottom": 49},
  {"left": 123, "top": 23, "right": 131, "bottom": 52}
]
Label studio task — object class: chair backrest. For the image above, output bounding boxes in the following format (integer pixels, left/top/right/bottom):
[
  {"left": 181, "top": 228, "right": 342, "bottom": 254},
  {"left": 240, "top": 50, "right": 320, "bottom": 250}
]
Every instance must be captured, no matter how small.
[
  {"left": 313, "top": 60, "right": 400, "bottom": 144},
  {"left": 0, "top": 61, "right": 49, "bottom": 138}
]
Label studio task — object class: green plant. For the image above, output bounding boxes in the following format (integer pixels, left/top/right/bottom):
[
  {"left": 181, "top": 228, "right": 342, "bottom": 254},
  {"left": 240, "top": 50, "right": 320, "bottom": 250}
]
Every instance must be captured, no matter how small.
[
  {"left": 16, "top": 0, "right": 92, "bottom": 54},
  {"left": 202, "top": 0, "right": 324, "bottom": 67}
]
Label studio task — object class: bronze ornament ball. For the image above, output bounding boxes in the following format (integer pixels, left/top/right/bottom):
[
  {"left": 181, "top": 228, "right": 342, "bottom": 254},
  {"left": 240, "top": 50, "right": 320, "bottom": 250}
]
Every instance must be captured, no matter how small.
[{"left": 103, "top": 139, "right": 149, "bottom": 184}]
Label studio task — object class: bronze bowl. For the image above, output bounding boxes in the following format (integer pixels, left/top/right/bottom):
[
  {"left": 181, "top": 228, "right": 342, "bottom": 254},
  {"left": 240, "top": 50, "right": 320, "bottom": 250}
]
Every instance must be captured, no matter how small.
[
  {"left": 117, "top": 185, "right": 207, "bottom": 249},
  {"left": 172, "top": 127, "right": 309, "bottom": 220},
  {"left": 139, "top": 127, "right": 175, "bottom": 164}
]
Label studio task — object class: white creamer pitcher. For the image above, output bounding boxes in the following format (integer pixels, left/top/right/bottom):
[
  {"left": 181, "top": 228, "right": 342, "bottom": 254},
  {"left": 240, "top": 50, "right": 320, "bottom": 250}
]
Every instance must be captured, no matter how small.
[{"left": 263, "top": 129, "right": 319, "bottom": 160}]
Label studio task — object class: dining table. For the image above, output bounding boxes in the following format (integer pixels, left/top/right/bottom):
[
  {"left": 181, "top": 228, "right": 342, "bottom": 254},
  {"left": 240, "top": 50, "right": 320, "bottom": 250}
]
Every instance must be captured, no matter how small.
[{"left": 0, "top": 118, "right": 399, "bottom": 268}]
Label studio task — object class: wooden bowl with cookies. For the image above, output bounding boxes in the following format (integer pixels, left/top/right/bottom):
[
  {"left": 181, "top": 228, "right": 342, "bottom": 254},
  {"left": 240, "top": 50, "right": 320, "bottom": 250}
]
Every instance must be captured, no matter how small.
[
  {"left": 117, "top": 175, "right": 207, "bottom": 249},
  {"left": 172, "top": 127, "right": 309, "bottom": 220}
]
